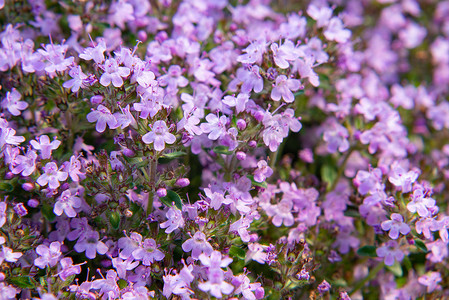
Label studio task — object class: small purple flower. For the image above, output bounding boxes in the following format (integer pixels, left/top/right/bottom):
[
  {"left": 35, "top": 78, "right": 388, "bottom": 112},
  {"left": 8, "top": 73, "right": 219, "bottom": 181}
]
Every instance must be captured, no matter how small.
[
  {"left": 407, "top": 188, "right": 436, "bottom": 217},
  {"left": 199, "top": 250, "right": 233, "bottom": 269},
  {"left": 0, "top": 246, "right": 22, "bottom": 264},
  {"left": 57, "top": 257, "right": 82, "bottom": 281},
  {"left": 418, "top": 272, "right": 442, "bottom": 293},
  {"left": 160, "top": 207, "right": 185, "bottom": 233},
  {"left": 86, "top": 104, "right": 118, "bottom": 133},
  {"left": 34, "top": 241, "right": 61, "bottom": 269},
  {"left": 253, "top": 160, "right": 273, "bottom": 183},
  {"left": 376, "top": 240, "right": 405, "bottom": 266},
  {"left": 381, "top": 213, "right": 410, "bottom": 239},
  {"left": 63, "top": 155, "right": 85, "bottom": 182},
  {"left": 388, "top": 166, "right": 419, "bottom": 193},
  {"left": 198, "top": 268, "right": 234, "bottom": 299},
  {"left": 142, "top": 120, "right": 176, "bottom": 152},
  {"left": 266, "top": 198, "right": 294, "bottom": 227},
  {"left": 10, "top": 149, "right": 37, "bottom": 177},
  {"left": 54, "top": 189, "right": 81, "bottom": 218},
  {"left": 323, "top": 121, "right": 349, "bottom": 153},
  {"left": 182, "top": 231, "right": 213, "bottom": 259},
  {"left": 79, "top": 40, "right": 106, "bottom": 64},
  {"left": 318, "top": 280, "right": 331, "bottom": 294},
  {"left": 74, "top": 230, "right": 108, "bottom": 259},
  {"left": 222, "top": 93, "right": 249, "bottom": 114},
  {"left": 37, "top": 162, "right": 68, "bottom": 190},
  {"left": 99, "top": 58, "right": 130, "bottom": 87},
  {"left": 271, "top": 40, "right": 299, "bottom": 69},
  {"left": 271, "top": 75, "right": 302, "bottom": 103},
  {"left": 30, "top": 135, "right": 61, "bottom": 159},
  {"left": 1, "top": 88, "right": 28, "bottom": 116},
  {"left": 112, "top": 257, "right": 139, "bottom": 279},
  {"left": 200, "top": 114, "right": 229, "bottom": 141},
  {"left": 63, "top": 65, "right": 88, "bottom": 92},
  {"left": 13, "top": 203, "right": 27, "bottom": 217},
  {"left": 132, "top": 238, "right": 165, "bottom": 266}
]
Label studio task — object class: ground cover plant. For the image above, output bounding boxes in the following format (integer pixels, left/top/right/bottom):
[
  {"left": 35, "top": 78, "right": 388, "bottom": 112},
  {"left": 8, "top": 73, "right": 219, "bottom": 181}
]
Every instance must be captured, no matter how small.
[{"left": 0, "top": 0, "right": 449, "bottom": 299}]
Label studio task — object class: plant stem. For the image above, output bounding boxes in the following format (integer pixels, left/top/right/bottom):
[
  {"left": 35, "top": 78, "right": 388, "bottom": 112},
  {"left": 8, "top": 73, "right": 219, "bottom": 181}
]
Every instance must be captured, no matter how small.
[{"left": 349, "top": 262, "right": 384, "bottom": 296}]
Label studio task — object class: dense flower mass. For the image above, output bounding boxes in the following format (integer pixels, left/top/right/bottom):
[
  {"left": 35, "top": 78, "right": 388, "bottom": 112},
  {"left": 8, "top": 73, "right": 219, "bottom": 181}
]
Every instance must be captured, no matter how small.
[{"left": 1, "top": 0, "right": 449, "bottom": 299}]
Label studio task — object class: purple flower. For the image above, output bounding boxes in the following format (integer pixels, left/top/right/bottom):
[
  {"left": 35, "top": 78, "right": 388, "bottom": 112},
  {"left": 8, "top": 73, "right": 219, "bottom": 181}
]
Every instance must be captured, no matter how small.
[
  {"left": 323, "top": 121, "right": 349, "bottom": 153},
  {"left": 388, "top": 166, "right": 419, "bottom": 193},
  {"left": 200, "top": 114, "right": 228, "bottom": 141},
  {"left": 198, "top": 268, "right": 234, "bottom": 298},
  {"left": 271, "top": 75, "right": 301, "bottom": 103},
  {"left": 182, "top": 231, "right": 213, "bottom": 259},
  {"left": 30, "top": 135, "right": 61, "bottom": 159},
  {"left": 324, "top": 17, "right": 351, "bottom": 43},
  {"left": 0, "top": 246, "right": 22, "bottom": 264},
  {"left": 57, "top": 257, "right": 82, "bottom": 281},
  {"left": 99, "top": 58, "right": 130, "bottom": 88},
  {"left": 63, "top": 65, "right": 88, "bottom": 92},
  {"left": 10, "top": 149, "right": 37, "bottom": 176},
  {"left": 418, "top": 272, "right": 442, "bottom": 293},
  {"left": 1, "top": 88, "right": 27, "bottom": 116},
  {"left": 381, "top": 213, "right": 410, "bottom": 239},
  {"left": 266, "top": 198, "right": 294, "bottom": 227},
  {"left": 37, "top": 162, "right": 68, "bottom": 190},
  {"left": 246, "top": 243, "right": 267, "bottom": 264},
  {"left": 229, "top": 66, "right": 264, "bottom": 94},
  {"left": 318, "top": 280, "right": 331, "bottom": 294},
  {"left": 142, "top": 120, "right": 176, "bottom": 152},
  {"left": 199, "top": 250, "right": 233, "bottom": 269},
  {"left": 158, "top": 65, "right": 189, "bottom": 91},
  {"left": 376, "top": 240, "right": 405, "bottom": 266},
  {"left": 307, "top": 4, "right": 332, "bottom": 27},
  {"left": 13, "top": 203, "right": 27, "bottom": 217},
  {"left": 34, "top": 241, "right": 61, "bottom": 269},
  {"left": 0, "top": 122, "right": 25, "bottom": 148},
  {"left": 79, "top": 40, "right": 106, "bottom": 64},
  {"left": 407, "top": 188, "right": 436, "bottom": 217},
  {"left": 271, "top": 40, "right": 299, "bottom": 69},
  {"left": 132, "top": 238, "right": 165, "bottom": 266},
  {"left": 86, "top": 105, "right": 118, "bottom": 133},
  {"left": 38, "top": 43, "right": 74, "bottom": 75},
  {"left": 160, "top": 207, "right": 185, "bottom": 233},
  {"left": 253, "top": 160, "right": 273, "bottom": 183},
  {"left": 74, "top": 230, "right": 108, "bottom": 259},
  {"left": 112, "top": 257, "right": 139, "bottom": 279},
  {"left": 54, "top": 189, "right": 82, "bottom": 218},
  {"left": 63, "top": 155, "right": 85, "bottom": 182},
  {"left": 222, "top": 93, "right": 249, "bottom": 114}
]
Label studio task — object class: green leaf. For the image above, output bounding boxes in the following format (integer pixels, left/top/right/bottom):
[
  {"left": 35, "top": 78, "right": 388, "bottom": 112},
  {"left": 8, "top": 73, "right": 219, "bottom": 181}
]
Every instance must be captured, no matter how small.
[
  {"left": 109, "top": 211, "right": 121, "bottom": 230},
  {"left": 160, "top": 190, "right": 183, "bottom": 210},
  {"left": 229, "top": 245, "right": 246, "bottom": 260},
  {"left": 414, "top": 239, "right": 428, "bottom": 252},
  {"left": 294, "top": 90, "right": 305, "bottom": 97},
  {"left": 60, "top": 275, "right": 76, "bottom": 288},
  {"left": 0, "top": 182, "right": 13, "bottom": 192},
  {"left": 159, "top": 151, "right": 186, "bottom": 164},
  {"left": 321, "top": 164, "right": 337, "bottom": 189},
  {"left": 118, "top": 279, "right": 128, "bottom": 289},
  {"left": 9, "top": 276, "right": 36, "bottom": 289},
  {"left": 247, "top": 175, "right": 268, "bottom": 188},
  {"left": 357, "top": 245, "right": 377, "bottom": 257},
  {"left": 386, "top": 262, "right": 403, "bottom": 277},
  {"left": 41, "top": 203, "right": 56, "bottom": 222},
  {"left": 213, "top": 146, "right": 233, "bottom": 155}
]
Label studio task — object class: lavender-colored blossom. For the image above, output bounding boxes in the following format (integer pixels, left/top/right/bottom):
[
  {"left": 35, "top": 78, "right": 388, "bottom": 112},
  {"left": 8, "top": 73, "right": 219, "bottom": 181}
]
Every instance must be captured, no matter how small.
[
  {"left": 79, "top": 40, "right": 106, "bottom": 64},
  {"left": 57, "top": 257, "right": 82, "bottom": 281},
  {"left": 407, "top": 188, "right": 436, "bottom": 217},
  {"left": 118, "top": 232, "right": 143, "bottom": 260},
  {"left": 266, "top": 198, "right": 294, "bottom": 227},
  {"left": 74, "top": 230, "right": 108, "bottom": 259},
  {"left": 34, "top": 241, "right": 61, "bottom": 269},
  {"left": 30, "top": 135, "right": 61, "bottom": 159},
  {"left": 318, "top": 280, "right": 331, "bottom": 294},
  {"left": 271, "top": 40, "right": 299, "bottom": 69},
  {"left": 10, "top": 149, "right": 37, "bottom": 176},
  {"left": 324, "top": 17, "right": 351, "bottom": 43},
  {"left": 13, "top": 203, "right": 27, "bottom": 217},
  {"left": 198, "top": 268, "right": 234, "bottom": 298},
  {"left": 388, "top": 166, "right": 419, "bottom": 193},
  {"left": 37, "top": 162, "right": 68, "bottom": 190},
  {"left": 182, "top": 231, "right": 213, "bottom": 259},
  {"left": 376, "top": 240, "right": 405, "bottom": 266},
  {"left": 323, "top": 121, "right": 350, "bottom": 153},
  {"left": 246, "top": 243, "right": 267, "bottom": 264},
  {"left": 63, "top": 155, "right": 84, "bottom": 182},
  {"left": 232, "top": 274, "right": 264, "bottom": 300},
  {"left": 160, "top": 207, "right": 185, "bottom": 233},
  {"left": 0, "top": 246, "right": 22, "bottom": 264},
  {"left": 38, "top": 43, "right": 74, "bottom": 75},
  {"left": 307, "top": 4, "right": 332, "bottom": 27},
  {"left": 99, "top": 58, "right": 130, "bottom": 88},
  {"left": 271, "top": 75, "right": 301, "bottom": 103},
  {"left": 0, "top": 282, "right": 17, "bottom": 299},
  {"left": 381, "top": 213, "right": 410, "bottom": 239},
  {"left": 112, "top": 257, "right": 139, "bottom": 279},
  {"left": 222, "top": 93, "right": 249, "bottom": 114},
  {"left": 253, "top": 160, "right": 273, "bottom": 183},
  {"left": 199, "top": 251, "right": 233, "bottom": 270},
  {"left": 132, "top": 238, "right": 165, "bottom": 266},
  {"left": 63, "top": 65, "right": 88, "bottom": 92},
  {"left": 200, "top": 114, "right": 228, "bottom": 141},
  {"left": 86, "top": 105, "right": 118, "bottom": 133},
  {"left": 0, "top": 122, "right": 25, "bottom": 148},
  {"left": 1, "top": 88, "right": 27, "bottom": 116},
  {"left": 54, "top": 189, "right": 81, "bottom": 218},
  {"left": 142, "top": 120, "right": 176, "bottom": 151},
  {"left": 229, "top": 66, "right": 264, "bottom": 94},
  {"left": 158, "top": 65, "right": 189, "bottom": 91},
  {"left": 354, "top": 168, "right": 383, "bottom": 196},
  {"left": 418, "top": 272, "right": 442, "bottom": 293}
]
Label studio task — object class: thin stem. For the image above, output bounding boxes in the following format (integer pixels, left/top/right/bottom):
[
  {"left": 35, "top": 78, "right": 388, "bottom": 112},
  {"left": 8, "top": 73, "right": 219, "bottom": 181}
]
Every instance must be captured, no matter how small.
[{"left": 349, "top": 262, "right": 384, "bottom": 296}]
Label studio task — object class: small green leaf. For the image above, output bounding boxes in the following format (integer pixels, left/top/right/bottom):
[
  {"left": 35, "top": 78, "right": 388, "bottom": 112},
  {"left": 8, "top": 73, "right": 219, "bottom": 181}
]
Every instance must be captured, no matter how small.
[
  {"left": 213, "top": 146, "right": 233, "bottom": 155},
  {"left": 118, "top": 279, "right": 128, "bottom": 289},
  {"left": 321, "top": 164, "right": 337, "bottom": 189},
  {"left": 357, "top": 245, "right": 377, "bottom": 257},
  {"left": 41, "top": 203, "right": 56, "bottom": 222},
  {"left": 159, "top": 151, "right": 186, "bottom": 164},
  {"left": 160, "top": 190, "right": 183, "bottom": 210},
  {"left": 294, "top": 90, "right": 305, "bottom": 97},
  {"left": 109, "top": 211, "right": 121, "bottom": 230},
  {"left": 9, "top": 276, "right": 36, "bottom": 289},
  {"left": 386, "top": 262, "right": 403, "bottom": 277},
  {"left": 60, "top": 275, "right": 76, "bottom": 288},
  {"left": 247, "top": 175, "right": 268, "bottom": 188},
  {"left": 0, "top": 182, "right": 13, "bottom": 192},
  {"left": 229, "top": 245, "right": 246, "bottom": 260},
  {"left": 414, "top": 239, "right": 428, "bottom": 252}
]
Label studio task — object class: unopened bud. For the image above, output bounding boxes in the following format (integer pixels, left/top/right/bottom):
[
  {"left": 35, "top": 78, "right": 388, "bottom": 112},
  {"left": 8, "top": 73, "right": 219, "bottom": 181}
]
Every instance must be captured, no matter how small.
[
  {"left": 248, "top": 140, "right": 257, "bottom": 148},
  {"left": 27, "top": 199, "right": 39, "bottom": 208},
  {"left": 156, "top": 188, "right": 167, "bottom": 198},
  {"left": 236, "top": 151, "right": 246, "bottom": 161},
  {"left": 123, "top": 148, "right": 135, "bottom": 157},
  {"left": 175, "top": 178, "right": 190, "bottom": 187},
  {"left": 22, "top": 182, "right": 34, "bottom": 192},
  {"left": 236, "top": 119, "right": 246, "bottom": 130}
]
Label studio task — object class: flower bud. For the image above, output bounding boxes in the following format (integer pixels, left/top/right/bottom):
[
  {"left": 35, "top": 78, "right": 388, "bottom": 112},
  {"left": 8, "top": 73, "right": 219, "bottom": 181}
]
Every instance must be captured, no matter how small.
[
  {"left": 22, "top": 182, "right": 34, "bottom": 192},
  {"left": 90, "top": 95, "right": 103, "bottom": 104},
  {"left": 156, "top": 188, "right": 167, "bottom": 198},
  {"left": 137, "top": 30, "right": 147, "bottom": 42},
  {"left": 236, "top": 119, "right": 247, "bottom": 130},
  {"left": 255, "top": 287, "right": 265, "bottom": 299},
  {"left": 123, "top": 148, "right": 135, "bottom": 157},
  {"left": 14, "top": 203, "right": 28, "bottom": 217},
  {"left": 4, "top": 172, "right": 14, "bottom": 180},
  {"left": 175, "top": 178, "right": 190, "bottom": 187},
  {"left": 253, "top": 111, "right": 264, "bottom": 122},
  {"left": 248, "top": 140, "right": 257, "bottom": 148},
  {"left": 236, "top": 151, "right": 246, "bottom": 161},
  {"left": 27, "top": 199, "right": 39, "bottom": 208}
]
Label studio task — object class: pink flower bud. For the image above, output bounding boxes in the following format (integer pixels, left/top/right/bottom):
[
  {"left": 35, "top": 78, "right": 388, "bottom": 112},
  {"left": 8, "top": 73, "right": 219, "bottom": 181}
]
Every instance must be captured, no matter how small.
[
  {"left": 22, "top": 182, "right": 34, "bottom": 191},
  {"left": 175, "top": 178, "right": 190, "bottom": 187},
  {"left": 27, "top": 199, "right": 40, "bottom": 208},
  {"left": 137, "top": 30, "right": 148, "bottom": 42},
  {"left": 156, "top": 188, "right": 167, "bottom": 198},
  {"left": 254, "top": 111, "right": 264, "bottom": 122},
  {"left": 4, "top": 172, "right": 14, "bottom": 179},
  {"left": 248, "top": 140, "right": 257, "bottom": 148},
  {"left": 90, "top": 95, "right": 104, "bottom": 104},
  {"left": 123, "top": 148, "right": 135, "bottom": 157},
  {"left": 236, "top": 151, "right": 246, "bottom": 160},
  {"left": 236, "top": 119, "right": 247, "bottom": 130}
]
